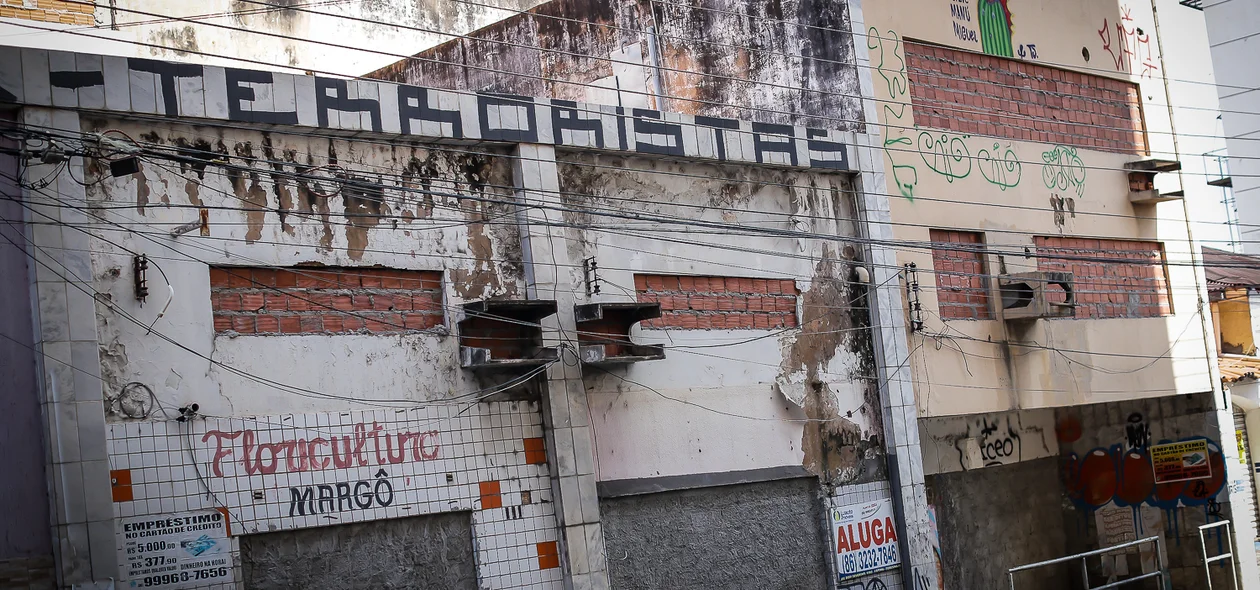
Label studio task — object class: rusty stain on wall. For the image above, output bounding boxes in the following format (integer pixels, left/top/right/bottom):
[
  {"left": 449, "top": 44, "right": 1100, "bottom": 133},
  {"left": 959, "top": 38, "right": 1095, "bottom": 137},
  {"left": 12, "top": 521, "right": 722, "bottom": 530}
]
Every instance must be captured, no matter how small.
[
  {"left": 261, "top": 134, "right": 296, "bottom": 236},
  {"left": 134, "top": 166, "right": 149, "bottom": 215},
  {"left": 82, "top": 118, "right": 524, "bottom": 301}
]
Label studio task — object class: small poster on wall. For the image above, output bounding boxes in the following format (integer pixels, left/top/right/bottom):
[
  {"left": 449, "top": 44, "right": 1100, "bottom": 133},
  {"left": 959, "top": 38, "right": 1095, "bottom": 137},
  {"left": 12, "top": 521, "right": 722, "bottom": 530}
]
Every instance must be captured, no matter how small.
[
  {"left": 116, "top": 510, "right": 234, "bottom": 589},
  {"left": 1149, "top": 439, "right": 1212, "bottom": 483},
  {"left": 831, "top": 498, "right": 901, "bottom": 579}
]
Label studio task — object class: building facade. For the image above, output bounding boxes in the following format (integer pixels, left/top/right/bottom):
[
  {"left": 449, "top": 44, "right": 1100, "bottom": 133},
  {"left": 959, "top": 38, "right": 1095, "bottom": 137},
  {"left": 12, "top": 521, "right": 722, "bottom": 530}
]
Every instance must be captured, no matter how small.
[
  {"left": 862, "top": 0, "right": 1259, "bottom": 587},
  {"left": 3, "top": 0, "right": 1259, "bottom": 589},
  {"left": 0, "top": 0, "right": 937, "bottom": 584},
  {"left": 0, "top": 0, "right": 553, "bottom": 77}
]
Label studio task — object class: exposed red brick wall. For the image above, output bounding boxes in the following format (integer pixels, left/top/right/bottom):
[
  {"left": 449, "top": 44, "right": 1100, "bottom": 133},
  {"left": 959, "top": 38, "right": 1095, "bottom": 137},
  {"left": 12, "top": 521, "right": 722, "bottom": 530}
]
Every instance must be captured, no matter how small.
[
  {"left": 635, "top": 274, "right": 799, "bottom": 330},
  {"left": 1034, "top": 237, "right": 1170, "bottom": 319},
  {"left": 904, "top": 41, "right": 1147, "bottom": 154},
  {"left": 0, "top": 0, "right": 95, "bottom": 26},
  {"left": 209, "top": 267, "right": 443, "bottom": 334},
  {"left": 930, "top": 230, "right": 991, "bottom": 320}
]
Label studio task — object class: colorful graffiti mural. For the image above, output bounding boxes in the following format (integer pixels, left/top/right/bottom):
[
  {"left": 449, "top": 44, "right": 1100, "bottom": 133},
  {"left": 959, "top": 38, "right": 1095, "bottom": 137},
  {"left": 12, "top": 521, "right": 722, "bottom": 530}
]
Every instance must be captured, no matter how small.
[
  {"left": 1062, "top": 437, "right": 1226, "bottom": 509},
  {"left": 977, "top": 0, "right": 1015, "bottom": 57}
]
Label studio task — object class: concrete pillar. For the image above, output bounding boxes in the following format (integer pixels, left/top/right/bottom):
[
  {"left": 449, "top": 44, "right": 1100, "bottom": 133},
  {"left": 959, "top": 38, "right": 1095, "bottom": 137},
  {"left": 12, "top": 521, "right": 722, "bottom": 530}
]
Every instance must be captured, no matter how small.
[
  {"left": 847, "top": 1, "right": 940, "bottom": 588},
  {"left": 21, "top": 107, "right": 117, "bottom": 588},
  {"left": 512, "top": 143, "right": 610, "bottom": 590}
]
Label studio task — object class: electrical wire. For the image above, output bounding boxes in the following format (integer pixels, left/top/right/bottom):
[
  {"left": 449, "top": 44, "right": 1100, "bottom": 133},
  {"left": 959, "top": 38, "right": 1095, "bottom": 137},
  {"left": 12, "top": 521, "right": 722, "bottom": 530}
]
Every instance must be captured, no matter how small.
[
  {"left": 9, "top": 178, "right": 1229, "bottom": 371},
  {"left": 9, "top": 8, "right": 1260, "bottom": 154},
  {"left": 17, "top": 113, "right": 1260, "bottom": 251}
]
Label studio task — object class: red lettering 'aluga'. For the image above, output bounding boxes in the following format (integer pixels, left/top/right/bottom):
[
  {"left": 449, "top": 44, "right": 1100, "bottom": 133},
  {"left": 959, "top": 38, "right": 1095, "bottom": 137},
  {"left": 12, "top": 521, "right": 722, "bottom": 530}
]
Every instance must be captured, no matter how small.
[
  {"left": 857, "top": 520, "right": 873, "bottom": 549},
  {"left": 836, "top": 524, "right": 852, "bottom": 553}
]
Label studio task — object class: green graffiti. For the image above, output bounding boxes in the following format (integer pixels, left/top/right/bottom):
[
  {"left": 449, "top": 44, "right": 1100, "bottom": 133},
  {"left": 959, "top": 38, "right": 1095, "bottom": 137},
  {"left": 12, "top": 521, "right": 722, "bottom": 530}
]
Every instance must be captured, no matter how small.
[
  {"left": 868, "top": 27, "right": 908, "bottom": 100},
  {"left": 919, "top": 132, "right": 972, "bottom": 182},
  {"left": 979, "top": 0, "right": 1015, "bottom": 57},
  {"left": 978, "top": 143, "right": 1022, "bottom": 190},
  {"left": 1041, "top": 145, "right": 1087, "bottom": 198},
  {"left": 871, "top": 27, "right": 919, "bottom": 200}
]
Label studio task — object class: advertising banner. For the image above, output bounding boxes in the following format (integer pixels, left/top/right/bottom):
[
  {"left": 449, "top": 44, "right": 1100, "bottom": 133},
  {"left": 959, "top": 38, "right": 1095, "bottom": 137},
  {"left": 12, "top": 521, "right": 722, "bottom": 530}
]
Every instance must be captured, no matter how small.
[
  {"left": 1150, "top": 439, "right": 1211, "bottom": 483},
  {"left": 831, "top": 498, "right": 900, "bottom": 579},
  {"left": 117, "top": 510, "right": 234, "bottom": 589}
]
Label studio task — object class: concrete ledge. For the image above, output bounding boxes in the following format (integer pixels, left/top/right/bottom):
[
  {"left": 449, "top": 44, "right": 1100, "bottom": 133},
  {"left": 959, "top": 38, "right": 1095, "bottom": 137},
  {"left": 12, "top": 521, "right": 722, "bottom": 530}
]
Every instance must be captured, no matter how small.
[{"left": 596, "top": 465, "right": 813, "bottom": 498}]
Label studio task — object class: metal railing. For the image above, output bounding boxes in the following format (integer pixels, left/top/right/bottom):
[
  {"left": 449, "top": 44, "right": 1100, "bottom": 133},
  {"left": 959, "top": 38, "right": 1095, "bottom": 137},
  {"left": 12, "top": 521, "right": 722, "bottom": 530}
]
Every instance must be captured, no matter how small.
[
  {"left": 1198, "top": 520, "right": 1240, "bottom": 590},
  {"left": 1007, "top": 536, "right": 1167, "bottom": 590}
]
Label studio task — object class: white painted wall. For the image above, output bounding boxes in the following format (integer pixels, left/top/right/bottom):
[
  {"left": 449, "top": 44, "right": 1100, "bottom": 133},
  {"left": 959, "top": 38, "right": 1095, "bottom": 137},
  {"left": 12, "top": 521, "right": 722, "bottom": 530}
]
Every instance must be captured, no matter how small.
[
  {"left": 1204, "top": 0, "right": 1260, "bottom": 255},
  {"left": 1, "top": 0, "right": 547, "bottom": 77},
  {"left": 1153, "top": 0, "right": 1234, "bottom": 251},
  {"left": 83, "top": 118, "right": 526, "bottom": 418},
  {"left": 556, "top": 155, "right": 877, "bottom": 482}
]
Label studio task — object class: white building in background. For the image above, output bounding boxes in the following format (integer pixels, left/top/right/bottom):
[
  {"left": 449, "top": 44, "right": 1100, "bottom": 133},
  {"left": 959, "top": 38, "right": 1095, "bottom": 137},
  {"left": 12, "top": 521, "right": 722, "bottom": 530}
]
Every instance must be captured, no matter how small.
[
  {"left": 1150, "top": 0, "right": 1235, "bottom": 251},
  {"left": 0, "top": 0, "right": 549, "bottom": 77},
  {"left": 1203, "top": 0, "right": 1260, "bottom": 254}
]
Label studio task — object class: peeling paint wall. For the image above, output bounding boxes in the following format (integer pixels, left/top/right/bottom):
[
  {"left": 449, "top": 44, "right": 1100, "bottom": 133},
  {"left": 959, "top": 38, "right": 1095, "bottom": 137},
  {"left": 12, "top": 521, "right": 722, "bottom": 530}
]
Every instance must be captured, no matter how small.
[
  {"left": 0, "top": 1, "right": 550, "bottom": 77},
  {"left": 81, "top": 116, "right": 523, "bottom": 418},
  {"left": 558, "top": 153, "right": 881, "bottom": 486},
  {"left": 367, "top": 0, "right": 864, "bottom": 130}
]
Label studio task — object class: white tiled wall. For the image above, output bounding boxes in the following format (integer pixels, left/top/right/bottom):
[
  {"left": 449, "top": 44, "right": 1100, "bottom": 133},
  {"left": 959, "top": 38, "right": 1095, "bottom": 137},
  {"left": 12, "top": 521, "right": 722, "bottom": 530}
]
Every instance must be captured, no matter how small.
[{"left": 107, "top": 401, "right": 563, "bottom": 589}]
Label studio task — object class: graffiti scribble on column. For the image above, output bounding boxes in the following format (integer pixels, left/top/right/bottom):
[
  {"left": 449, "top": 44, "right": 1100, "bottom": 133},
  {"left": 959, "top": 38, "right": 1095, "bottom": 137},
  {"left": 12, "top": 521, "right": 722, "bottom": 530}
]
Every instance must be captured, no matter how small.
[
  {"left": 978, "top": 142, "right": 1022, "bottom": 190},
  {"left": 869, "top": 27, "right": 920, "bottom": 200},
  {"left": 919, "top": 132, "right": 973, "bottom": 182},
  {"left": 1099, "top": 5, "right": 1159, "bottom": 78},
  {"left": 1041, "top": 145, "right": 1087, "bottom": 198}
]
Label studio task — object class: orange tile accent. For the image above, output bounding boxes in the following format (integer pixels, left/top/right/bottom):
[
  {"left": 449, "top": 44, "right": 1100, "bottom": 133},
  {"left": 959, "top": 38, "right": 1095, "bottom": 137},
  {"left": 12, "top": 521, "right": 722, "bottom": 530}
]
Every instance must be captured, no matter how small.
[
  {"left": 523, "top": 437, "right": 547, "bottom": 465},
  {"left": 537, "top": 541, "right": 560, "bottom": 570},
  {"left": 216, "top": 507, "right": 232, "bottom": 536},
  {"left": 110, "top": 469, "right": 133, "bottom": 502},
  {"left": 478, "top": 480, "right": 502, "bottom": 509}
]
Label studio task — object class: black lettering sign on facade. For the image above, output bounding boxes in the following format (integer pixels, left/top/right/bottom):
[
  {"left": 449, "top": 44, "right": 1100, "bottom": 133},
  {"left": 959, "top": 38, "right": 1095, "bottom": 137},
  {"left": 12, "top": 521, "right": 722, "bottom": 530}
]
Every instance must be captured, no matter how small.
[
  {"left": 315, "top": 78, "right": 383, "bottom": 132},
  {"left": 477, "top": 93, "right": 538, "bottom": 142},
  {"left": 631, "top": 108, "right": 685, "bottom": 156},
  {"left": 551, "top": 99, "right": 604, "bottom": 148},
  {"left": 127, "top": 59, "right": 204, "bottom": 117},
  {"left": 752, "top": 122, "right": 798, "bottom": 166},
  {"left": 807, "top": 128, "right": 850, "bottom": 170},
  {"left": 397, "top": 85, "right": 462, "bottom": 138},
  {"left": 225, "top": 68, "right": 298, "bottom": 125},
  {"left": 695, "top": 115, "right": 740, "bottom": 161},
  {"left": 49, "top": 70, "right": 104, "bottom": 90},
  {"left": 289, "top": 471, "right": 395, "bottom": 517}
]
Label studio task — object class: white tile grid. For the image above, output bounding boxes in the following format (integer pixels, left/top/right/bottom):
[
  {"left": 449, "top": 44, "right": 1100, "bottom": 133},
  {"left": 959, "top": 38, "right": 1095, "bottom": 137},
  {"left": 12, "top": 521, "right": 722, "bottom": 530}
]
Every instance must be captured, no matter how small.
[
  {"left": 473, "top": 508, "right": 563, "bottom": 590},
  {"left": 106, "top": 401, "right": 559, "bottom": 588}
]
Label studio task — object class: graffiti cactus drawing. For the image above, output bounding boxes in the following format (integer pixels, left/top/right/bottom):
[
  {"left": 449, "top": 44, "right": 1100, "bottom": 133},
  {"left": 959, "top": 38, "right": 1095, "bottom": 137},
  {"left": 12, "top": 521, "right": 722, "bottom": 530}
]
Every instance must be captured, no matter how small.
[{"left": 978, "top": 0, "right": 1015, "bottom": 57}]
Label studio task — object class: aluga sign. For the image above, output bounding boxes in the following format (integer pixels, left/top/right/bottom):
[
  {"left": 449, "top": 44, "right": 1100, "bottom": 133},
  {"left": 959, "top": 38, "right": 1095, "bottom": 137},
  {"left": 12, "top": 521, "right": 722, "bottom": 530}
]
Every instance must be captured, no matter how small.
[{"left": 831, "top": 498, "right": 901, "bottom": 578}]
